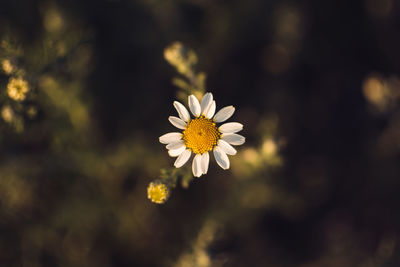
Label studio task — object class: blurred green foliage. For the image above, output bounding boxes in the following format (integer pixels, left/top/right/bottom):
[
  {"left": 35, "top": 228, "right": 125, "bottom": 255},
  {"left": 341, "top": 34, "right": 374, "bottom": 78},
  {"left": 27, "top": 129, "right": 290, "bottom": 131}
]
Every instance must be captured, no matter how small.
[{"left": 0, "top": 0, "right": 400, "bottom": 266}]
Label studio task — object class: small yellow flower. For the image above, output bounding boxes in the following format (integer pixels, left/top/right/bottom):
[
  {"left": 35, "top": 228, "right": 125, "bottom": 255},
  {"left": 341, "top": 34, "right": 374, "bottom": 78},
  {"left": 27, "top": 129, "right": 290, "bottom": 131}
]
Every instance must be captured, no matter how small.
[
  {"left": 147, "top": 181, "right": 170, "bottom": 204},
  {"left": 1, "top": 105, "right": 14, "bottom": 123},
  {"left": 2, "top": 59, "right": 14, "bottom": 74},
  {"left": 7, "top": 77, "right": 29, "bottom": 101}
]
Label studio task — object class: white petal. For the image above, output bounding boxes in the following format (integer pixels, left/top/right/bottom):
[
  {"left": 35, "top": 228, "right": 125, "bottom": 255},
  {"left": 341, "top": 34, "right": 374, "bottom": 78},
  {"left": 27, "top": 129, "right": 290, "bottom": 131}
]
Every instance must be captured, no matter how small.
[
  {"left": 174, "top": 149, "right": 191, "bottom": 168},
  {"left": 166, "top": 140, "right": 185, "bottom": 150},
  {"left": 201, "top": 152, "right": 209, "bottom": 174},
  {"left": 192, "top": 154, "right": 203, "bottom": 177},
  {"left": 213, "top": 146, "right": 230, "bottom": 170},
  {"left": 219, "top": 122, "right": 243, "bottom": 133},
  {"left": 213, "top": 106, "right": 235, "bottom": 123},
  {"left": 169, "top": 116, "right": 187, "bottom": 130},
  {"left": 159, "top": 132, "right": 182, "bottom": 144},
  {"left": 173, "top": 101, "right": 190, "bottom": 122},
  {"left": 221, "top": 133, "right": 245, "bottom": 145},
  {"left": 205, "top": 100, "right": 216, "bottom": 119},
  {"left": 188, "top": 95, "right": 201, "bottom": 117},
  {"left": 168, "top": 145, "right": 185, "bottom": 157},
  {"left": 201, "top": 92, "right": 213, "bottom": 115},
  {"left": 217, "top": 139, "right": 237, "bottom": 155}
]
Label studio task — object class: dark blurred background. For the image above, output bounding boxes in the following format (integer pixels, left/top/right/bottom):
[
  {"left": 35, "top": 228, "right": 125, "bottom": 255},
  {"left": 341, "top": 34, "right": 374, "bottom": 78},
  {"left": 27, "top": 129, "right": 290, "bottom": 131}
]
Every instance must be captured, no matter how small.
[{"left": 0, "top": 0, "right": 400, "bottom": 266}]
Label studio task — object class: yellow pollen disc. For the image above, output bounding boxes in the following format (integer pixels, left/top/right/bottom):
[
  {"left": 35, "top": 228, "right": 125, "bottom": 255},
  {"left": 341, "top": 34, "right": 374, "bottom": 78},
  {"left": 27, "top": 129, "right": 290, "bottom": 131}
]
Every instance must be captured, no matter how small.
[{"left": 183, "top": 116, "right": 221, "bottom": 154}]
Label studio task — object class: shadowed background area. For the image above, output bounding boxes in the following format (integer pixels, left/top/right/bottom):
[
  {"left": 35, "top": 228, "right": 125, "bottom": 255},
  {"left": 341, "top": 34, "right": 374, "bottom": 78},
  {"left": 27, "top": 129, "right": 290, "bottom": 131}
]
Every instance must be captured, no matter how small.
[{"left": 0, "top": 0, "right": 400, "bottom": 266}]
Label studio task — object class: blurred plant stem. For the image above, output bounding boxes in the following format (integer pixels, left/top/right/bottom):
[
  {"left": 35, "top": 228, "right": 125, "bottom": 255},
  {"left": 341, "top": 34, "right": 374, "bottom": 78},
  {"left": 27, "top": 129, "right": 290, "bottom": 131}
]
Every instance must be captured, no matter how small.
[
  {"left": 148, "top": 42, "right": 207, "bottom": 204},
  {"left": 164, "top": 42, "right": 206, "bottom": 102}
]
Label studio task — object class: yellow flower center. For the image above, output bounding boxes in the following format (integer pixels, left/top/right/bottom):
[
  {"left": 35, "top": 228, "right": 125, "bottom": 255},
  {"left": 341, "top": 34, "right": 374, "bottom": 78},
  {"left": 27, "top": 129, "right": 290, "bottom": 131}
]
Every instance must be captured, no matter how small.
[{"left": 183, "top": 116, "right": 220, "bottom": 154}]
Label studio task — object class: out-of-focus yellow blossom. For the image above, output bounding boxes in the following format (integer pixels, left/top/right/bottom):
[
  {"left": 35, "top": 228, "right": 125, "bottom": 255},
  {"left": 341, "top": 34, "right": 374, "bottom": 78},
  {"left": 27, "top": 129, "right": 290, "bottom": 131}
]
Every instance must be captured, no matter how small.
[
  {"left": 363, "top": 75, "right": 388, "bottom": 106},
  {"left": 2, "top": 59, "right": 14, "bottom": 74},
  {"left": 1, "top": 105, "right": 14, "bottom": 123},
  {"left": 362, "top": 73, "right": 400, "bottom": 113},
  {"left": 44, "top": 8, "right": 64, "bottom": 32},
  {"left": 7, "top": 77, "right": 29, "bottom": 101},
  {"left": 147, "top": 181, "right": 170, "bottom": 204},
  {"left": 242, "top": 147, "right": 259, "bottom": 166},
  {"left": 164, "top": 42, "right": 198, "bottom": 75},
  {"left": 262, "top": 139, "right": 277, "bottom": 157},
  {"left": 26, "top": 106, "right": 38, "bottom": 118}
]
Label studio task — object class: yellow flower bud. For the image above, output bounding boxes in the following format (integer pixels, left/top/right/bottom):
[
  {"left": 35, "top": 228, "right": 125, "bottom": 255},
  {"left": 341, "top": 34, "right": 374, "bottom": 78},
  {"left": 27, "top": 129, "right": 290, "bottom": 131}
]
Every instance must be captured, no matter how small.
[
  {"left": 147, "top": 181, "right": 170, "bottom": 204},
  {"left": 2, "top": 59, "right": 14, "bottom": 74},
  {"left": 164, "top": 42, "right": 184, "bottom": 66},
  {"left": 164, "top": 42, "right": 197, "bottom": 75},
  {"left": 1, "top": 105, "right": 14, "bottom": 123}
]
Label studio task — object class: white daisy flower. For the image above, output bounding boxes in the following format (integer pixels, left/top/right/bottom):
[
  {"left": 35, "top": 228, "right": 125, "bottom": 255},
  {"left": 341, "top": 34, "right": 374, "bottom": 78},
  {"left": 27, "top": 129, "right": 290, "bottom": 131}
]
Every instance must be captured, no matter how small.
[{"left": 159, "top": 92, "right": 245, "bottom": 177}]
